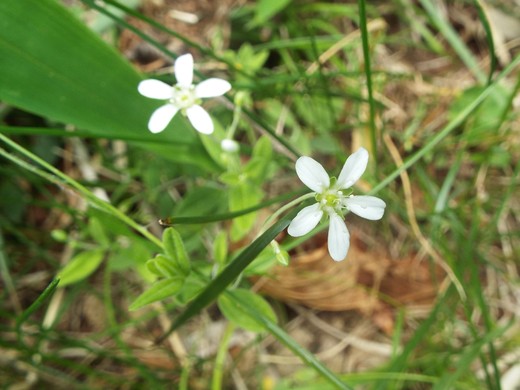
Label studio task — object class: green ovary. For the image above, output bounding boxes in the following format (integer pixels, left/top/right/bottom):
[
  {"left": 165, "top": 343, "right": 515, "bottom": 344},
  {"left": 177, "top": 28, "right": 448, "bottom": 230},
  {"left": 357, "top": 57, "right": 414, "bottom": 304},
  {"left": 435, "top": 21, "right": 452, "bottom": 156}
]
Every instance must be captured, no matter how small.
[
  {"left": 171, "top": 85, "right": 199, "bottom": 109},
  {"left": 316, "top": 189, "right": 343, "bottom": 212}
]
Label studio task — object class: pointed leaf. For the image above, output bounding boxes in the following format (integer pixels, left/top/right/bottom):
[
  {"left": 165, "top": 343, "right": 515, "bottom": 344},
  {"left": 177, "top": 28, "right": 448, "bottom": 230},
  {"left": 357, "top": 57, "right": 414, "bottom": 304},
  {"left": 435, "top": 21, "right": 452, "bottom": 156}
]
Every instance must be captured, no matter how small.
[
  {"left": 146, "top": 254, "right": 184, "bottom": 278},
  {"left": 162, "top": 228, "right": 190, "bottom": 275},
  {"left": 57, "top": 250, "right": 104, "bottom": 287},
  {"left": 129, "top": 277, "right": 185, "bottom": 311}
]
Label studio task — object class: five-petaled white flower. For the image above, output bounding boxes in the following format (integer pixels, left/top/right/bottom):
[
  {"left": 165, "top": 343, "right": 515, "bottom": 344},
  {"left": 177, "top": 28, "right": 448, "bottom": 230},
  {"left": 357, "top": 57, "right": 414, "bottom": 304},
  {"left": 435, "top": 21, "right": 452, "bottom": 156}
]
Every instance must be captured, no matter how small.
[
  {"left": 138, "top": 53, "right": 231, "bottom": 134},
  {"left": 287, "top": 147, "right": 386, "bottom": 261}
]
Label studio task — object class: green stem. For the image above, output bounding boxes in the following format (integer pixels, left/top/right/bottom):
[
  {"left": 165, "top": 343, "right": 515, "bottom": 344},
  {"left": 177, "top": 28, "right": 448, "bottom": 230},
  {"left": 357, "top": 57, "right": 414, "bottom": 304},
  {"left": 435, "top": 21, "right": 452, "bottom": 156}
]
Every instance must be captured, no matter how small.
[
  {"left": 262, "top": 192, "right": 315, "bottom": 230},
  {"left": 226, "top": 103, "right": 242, "bottom": 141},
  {"left": 211, "top": 323, "right": 236, "bottom": 390},
  {"left": 357, "top": 0, "right": 378, "bottom": 162}
]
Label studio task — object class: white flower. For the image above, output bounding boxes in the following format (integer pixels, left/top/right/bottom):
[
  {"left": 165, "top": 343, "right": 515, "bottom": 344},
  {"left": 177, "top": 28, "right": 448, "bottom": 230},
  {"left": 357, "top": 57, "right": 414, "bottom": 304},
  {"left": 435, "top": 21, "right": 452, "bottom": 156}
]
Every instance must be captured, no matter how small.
[
  {"left": 138, "top": 54, "right": 231, "bottom": 134},
  {"left": 287, "top": 147, "right": 386, "bottom": 261}
]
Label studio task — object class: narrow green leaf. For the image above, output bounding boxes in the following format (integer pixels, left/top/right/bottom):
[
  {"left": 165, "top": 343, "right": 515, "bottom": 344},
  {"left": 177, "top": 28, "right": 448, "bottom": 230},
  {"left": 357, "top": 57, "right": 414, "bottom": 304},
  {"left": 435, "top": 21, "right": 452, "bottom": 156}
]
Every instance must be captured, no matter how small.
[
  {"left": 473, "top": 0, "right": 496, "bottom": 84},
  {"left": 159, "top": 189, "right": 304, "bottom": 225},
  {"left": 357, "top": 0, "right": 378, "bottom": 161},
  {"left": 129, "top": 277, "right": 185, "bottom": 311},
  {"left": 159, "top": 206, "right": 300, "bottom": 338},
  {"left": 57, "top": 250, "right": 105, "bottom": 287},
  {"left": 418, "top": 0, "right": 486, "bottom": 83},
  {"left": 16, "top": 278, "right": 60, "bottom": 331},
  {"left": 433, "top": 323, "right": 511, "bottom": 390},
  {"left": 162, "top": 228, "right": 191, "bottom": 275},
  {"left": 371, "top": 53, "right": 520, "bottom": 195},
  {"left": 147, "top": 254, "right": 184, "bottom": 278},
  {"left": 230, "top": 290, "right": 353, "bottom": 390},
  {"left": 218, "top": 289, "right": 277, "bottom": 332}
]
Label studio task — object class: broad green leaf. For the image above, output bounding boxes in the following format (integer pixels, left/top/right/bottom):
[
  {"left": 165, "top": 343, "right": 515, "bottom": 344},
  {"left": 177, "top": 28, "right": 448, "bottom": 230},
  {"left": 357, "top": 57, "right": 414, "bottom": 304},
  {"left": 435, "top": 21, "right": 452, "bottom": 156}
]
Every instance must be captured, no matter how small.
[
  {"left": 0, "top": 0, "right": 216, "bottom": 171},
  {"left": 218, "top": 289, "right": 277, "bottom": 332},
  {"left": 88, "top": 217, "right": 110, "bottom": 248},
  {"left": 129, "top": 277, "right": 185, "bottom": 311},
  {"left": 252, "top": 135, "right": 273, "bottom": 159},
  {"left": 57, "top": 249, "right": 104, "bottom": 287},
  {"left": 162, "top": 228, "right": 191, "bottom": 275}
]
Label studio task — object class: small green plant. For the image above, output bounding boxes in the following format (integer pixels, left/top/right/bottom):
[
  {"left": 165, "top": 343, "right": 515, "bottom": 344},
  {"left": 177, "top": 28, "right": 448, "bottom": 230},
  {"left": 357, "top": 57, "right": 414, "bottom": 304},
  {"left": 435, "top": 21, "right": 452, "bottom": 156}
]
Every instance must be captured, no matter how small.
[{"left": 1, "top": 0, "right": 518, "bottom": 389}]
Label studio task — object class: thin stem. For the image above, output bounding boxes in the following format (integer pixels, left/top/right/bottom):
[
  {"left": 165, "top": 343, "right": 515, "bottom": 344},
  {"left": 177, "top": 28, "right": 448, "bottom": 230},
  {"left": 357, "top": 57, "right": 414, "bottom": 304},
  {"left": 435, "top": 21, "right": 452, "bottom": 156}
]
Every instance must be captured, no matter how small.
[
  {"left": 0, "top": 134, "right": 163, "bottom": 249},
  {"left": 261, "top": 192, "right": 315, "bottom": 230},
  {"left": 211, "top": 323, "right": 236, "bottom": 390},
  {"left": 357, "top": 0, "right": 378, "bottom": 163}
]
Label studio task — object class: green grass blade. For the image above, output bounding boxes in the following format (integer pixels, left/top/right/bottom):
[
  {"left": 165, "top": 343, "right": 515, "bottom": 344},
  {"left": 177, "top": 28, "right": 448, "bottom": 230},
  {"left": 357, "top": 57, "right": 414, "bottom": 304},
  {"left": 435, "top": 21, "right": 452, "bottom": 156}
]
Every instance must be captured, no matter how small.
[
  {"left": 418, "top": 0, "right": 486, "bottom": 83},
  {"left": 357, "top": 0, "right": 378, "bottom": 159},
  {"left": 16, "top": 278, "right": 60, "bottom": 337},
  {"left": 159, "top": 206, "right": 300, "bottom": 338},
  {"left": 373, "top": 286, "right": 452, "bottom": 390},
  {"left": 473, "top": 0, "right": 497, "bottom": 84},
  {"left": 230, "top": 290, "right": 353, "bottom": 390},
  {"left": 159, "top": 190, "right": 305, "bottom": 225},
  {"left": 433, "top": 322, "right": 511, "bottom": 389},
  {"left": 371, "top": 53, "right": 520, "bottom": 195}
]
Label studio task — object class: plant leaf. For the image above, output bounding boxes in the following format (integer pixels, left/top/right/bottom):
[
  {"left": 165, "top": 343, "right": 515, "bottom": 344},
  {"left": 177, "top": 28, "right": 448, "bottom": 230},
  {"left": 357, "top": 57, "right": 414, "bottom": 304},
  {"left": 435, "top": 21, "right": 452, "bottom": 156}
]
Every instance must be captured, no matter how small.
[
  {"left": 218, "top": 289, "right": 277, "bottom": 332},
  {"left": 159, "top": 206, "right": 300, "bottom": 338},
  {"left": 57, "top": 250, "right": 105, "bottom": 287},
  {"left": 162, "top": 228, "right": 191, "bottom": 275},
  {"left": 129, "top": 277, "right": 185, "bottom": 311},
  {"left": 146, "top": 254, "right": 184, "bottom": 278}
]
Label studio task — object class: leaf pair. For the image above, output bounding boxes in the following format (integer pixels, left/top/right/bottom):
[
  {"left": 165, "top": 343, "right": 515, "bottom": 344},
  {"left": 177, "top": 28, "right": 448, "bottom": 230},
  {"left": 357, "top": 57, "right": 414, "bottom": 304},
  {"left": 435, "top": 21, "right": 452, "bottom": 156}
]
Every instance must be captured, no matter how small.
[{"left": 129, "top": 228, "right": 190, "bottom": 311}]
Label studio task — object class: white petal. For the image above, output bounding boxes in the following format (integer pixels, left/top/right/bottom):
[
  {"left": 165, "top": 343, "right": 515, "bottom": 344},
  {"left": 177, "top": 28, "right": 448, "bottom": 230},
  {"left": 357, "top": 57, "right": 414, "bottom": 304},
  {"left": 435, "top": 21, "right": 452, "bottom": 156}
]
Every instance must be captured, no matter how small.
[
  {"left": 138, "top": 79, "right": 172, "bottom": 99},
  {"left": 175, "top": 54, "right": 194, "bottom": 87},
  {"left": 345, "top": 195, "right": 386, "bottom": 220},
  {"left": 295, "top": 156, "right": 330, "bottom": 193},
  {"left": 287, "top": 203, "right": 323, "bottom": 237},
  {"left": 336, "top": 147, "right": 369, "bottom": 189},
  {"left": 195, "top": 78, "right": 231, "bottom": 98},
  {"left": 186, "top": 105, "right": 214, "bottom": 134},
  {"left": 148, "top": 104, "right": 179, "bottom": 133},
  {"left": 328, "top": 213, "right": 350, "bottom": 261}
]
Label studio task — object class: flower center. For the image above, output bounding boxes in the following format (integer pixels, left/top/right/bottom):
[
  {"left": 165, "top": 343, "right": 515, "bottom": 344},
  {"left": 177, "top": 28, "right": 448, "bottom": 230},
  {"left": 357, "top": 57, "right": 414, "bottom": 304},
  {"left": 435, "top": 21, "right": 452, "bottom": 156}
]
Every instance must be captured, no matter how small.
[
  {"left": 170, "top": 85, "right": 199, "bottom": 109},
  {"left": 316, "top": 189, "right": 344, "bottom": 213}
]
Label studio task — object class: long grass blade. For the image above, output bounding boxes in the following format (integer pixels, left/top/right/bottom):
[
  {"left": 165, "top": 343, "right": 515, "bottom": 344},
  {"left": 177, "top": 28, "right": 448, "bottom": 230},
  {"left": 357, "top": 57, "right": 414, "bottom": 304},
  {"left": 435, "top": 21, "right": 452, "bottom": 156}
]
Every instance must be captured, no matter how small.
[
  {"left": 418, "top": 0, "right": 486, "bottom": 83},
  {"left": 357, "top": 0, "right": 378, "bottom": 160},
  {"left": 230, "top": 290, "right": 353, "bottom": 390},
  {"left": 159, "top": 190, "right": 305, "bottom": 225}
]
